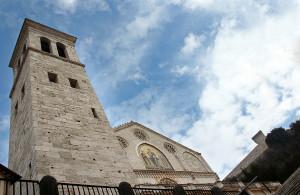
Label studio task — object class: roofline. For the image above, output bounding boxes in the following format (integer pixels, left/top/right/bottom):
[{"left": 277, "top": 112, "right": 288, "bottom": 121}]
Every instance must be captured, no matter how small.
[
  {"left": 8, "top": 18, "right": 77, "bottom": 68},
  {"left": 114, "top": 121, "right": 218, "bottom": 176},
  {"left": 114, "top": 121, "right": 202, "bottom": 155},
  {"left": 0, "top": 163, "right": 21, "bottom": 181},
  {"left": 223, "top": 144, "right": 268, "bottom": 180}
]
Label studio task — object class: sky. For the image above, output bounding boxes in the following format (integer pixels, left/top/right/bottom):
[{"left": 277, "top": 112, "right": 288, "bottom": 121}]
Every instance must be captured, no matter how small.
[{"left": 1, "top": 0, "right": 300, "bottom": 179}]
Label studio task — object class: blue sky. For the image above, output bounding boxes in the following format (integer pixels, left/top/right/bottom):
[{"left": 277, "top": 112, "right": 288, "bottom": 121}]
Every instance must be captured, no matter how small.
[{"left": 1, "top": 0, "right": 300, "bottom": 178}]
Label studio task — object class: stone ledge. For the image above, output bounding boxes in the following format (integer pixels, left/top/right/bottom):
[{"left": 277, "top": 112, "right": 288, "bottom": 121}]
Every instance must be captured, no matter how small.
[{"left": 133, "top": 169, "right": 218, "bottom": 179}]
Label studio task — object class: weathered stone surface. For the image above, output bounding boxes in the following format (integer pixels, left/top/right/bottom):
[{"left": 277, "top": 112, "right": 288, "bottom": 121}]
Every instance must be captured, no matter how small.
[
  {"left": 114, "top": 121, "right": 219, "bottom": 184},
  {"left": 8, "top": 19, "right": 136, "bottom": 185}
]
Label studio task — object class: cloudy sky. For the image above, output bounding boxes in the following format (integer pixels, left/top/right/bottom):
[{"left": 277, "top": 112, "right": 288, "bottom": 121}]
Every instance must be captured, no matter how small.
[{"left": 1, "top": 0, "right": 300, "bottom": 178}]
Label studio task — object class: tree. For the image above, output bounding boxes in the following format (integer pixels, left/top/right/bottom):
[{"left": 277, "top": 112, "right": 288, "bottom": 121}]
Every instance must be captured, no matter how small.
[{"left": 265, "top": 127, "right": 289, "bottom": 148}]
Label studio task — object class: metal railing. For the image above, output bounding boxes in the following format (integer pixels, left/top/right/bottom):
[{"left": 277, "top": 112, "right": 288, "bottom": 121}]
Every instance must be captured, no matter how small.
[
  {"left": 0, "top": 178, "right": 39, "bottom": 195},
  {"left": 0, "top": 177, "right": 239, "bottom": 195},
  {"left": 57, "top": 182, "right": 119, "bottom": 195}
]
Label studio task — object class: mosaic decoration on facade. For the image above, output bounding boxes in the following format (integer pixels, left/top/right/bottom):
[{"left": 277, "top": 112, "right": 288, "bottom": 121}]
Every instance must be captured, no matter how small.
[{"left": 138, "top": 144, "right": 173, "bottom": 170}]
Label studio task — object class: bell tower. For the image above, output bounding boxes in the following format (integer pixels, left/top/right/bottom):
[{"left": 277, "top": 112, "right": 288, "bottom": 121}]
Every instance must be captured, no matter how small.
[{"left": 8, "top": 19, "right": 136, "bottom": 184}]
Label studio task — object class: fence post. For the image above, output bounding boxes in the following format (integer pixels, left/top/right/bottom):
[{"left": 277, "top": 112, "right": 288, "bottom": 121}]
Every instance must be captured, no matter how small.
[
  {"left": 211, "top": 187, "right": 225, "bottom": 195},
  {"left": 118, "top": 182, "right": 135, "bottom": 195},
  {"left": 173, "top": 185, "right": 187, "bottom": 195},
  {"left": 39, "top": 175, "right": 59, "bottom": 195}
]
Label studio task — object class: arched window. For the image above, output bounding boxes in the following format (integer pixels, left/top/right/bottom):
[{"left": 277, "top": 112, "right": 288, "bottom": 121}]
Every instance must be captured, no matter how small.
[
  {"left": 56, "top": 42, "right": 67, "bottom": 58},
  {"left": 138, "top": 143, "right": 173, "bottom": 170},
  {"left": 40, "top": 37, "right": 51, "bottom": 53}
]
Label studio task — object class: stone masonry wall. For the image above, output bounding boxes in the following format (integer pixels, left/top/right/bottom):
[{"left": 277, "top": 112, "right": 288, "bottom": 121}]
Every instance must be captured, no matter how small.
[
  {"left": 9, "top": 46, "right": 36, "bottom": 179},
  {"left": 114, "top": 123, "right": 218, "bottom": 185},
  {"left": 9, "top": 23, "right": 137, "bottom": 185}
]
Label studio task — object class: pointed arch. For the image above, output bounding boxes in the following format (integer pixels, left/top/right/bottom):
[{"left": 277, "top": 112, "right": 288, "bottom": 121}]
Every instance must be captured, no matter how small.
[{"left": 138, "top": 143, "right": 173, "bottom": 170}]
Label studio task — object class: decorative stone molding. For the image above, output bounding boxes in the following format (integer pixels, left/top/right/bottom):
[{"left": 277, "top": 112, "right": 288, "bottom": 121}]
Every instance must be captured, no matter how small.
[
  {"left": 164, "top": 142, "right": 176, "bottom": 153},
  {"left": 133, "top": 169, "right": 218, "bottom": 179},
  {"left": 116, "top": 136, "right": 128, "bottom": 148},
  {"left": 134, "top": 129, "right": 149, "bottom": 140},
  {"left": 159, "top": 178, "right": 177, "bottom": 185}
]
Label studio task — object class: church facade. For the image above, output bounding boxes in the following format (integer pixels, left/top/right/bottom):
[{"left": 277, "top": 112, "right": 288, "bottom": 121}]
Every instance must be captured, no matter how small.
[
  {"left": 7, "top": 19, "right": 218, "bottom": 186},
  {"left": 114, "top": 121, "right": 218, "bottom": 185}
]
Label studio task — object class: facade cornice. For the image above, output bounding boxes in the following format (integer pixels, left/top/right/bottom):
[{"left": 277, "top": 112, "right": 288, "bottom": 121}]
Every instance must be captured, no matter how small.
[
  {"left": 9, "top": 18, "right": 77, "bottom": 68},
  {"left": 133, "top": 169, "right": 218, "bottom": 179}
]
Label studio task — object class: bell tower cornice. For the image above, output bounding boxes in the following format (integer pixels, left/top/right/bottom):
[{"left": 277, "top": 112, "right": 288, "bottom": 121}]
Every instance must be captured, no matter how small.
[{"left": 9, "top": 18, "right": 77, "bottom": 68}]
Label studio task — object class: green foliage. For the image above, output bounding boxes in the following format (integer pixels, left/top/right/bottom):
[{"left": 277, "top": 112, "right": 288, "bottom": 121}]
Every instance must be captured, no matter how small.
[{"left": 235, "top": 120, "right": 300, "bottom": 183}]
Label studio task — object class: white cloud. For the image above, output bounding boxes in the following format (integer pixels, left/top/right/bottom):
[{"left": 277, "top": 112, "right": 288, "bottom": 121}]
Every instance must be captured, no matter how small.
[
  {"left": 181, "top": 33, "right": 204, "bottom": 55},
  {"left": 89, "top": 2, "right": 172, "bottom": 98},
  {"left": 179, "top": 2, "right": 300, "bottom": 178},
  {"left": 107, "top": 87, "right": 197, "bottom": 139},
  {"left": 171, "top": 65, "right": 199, "bottom": 76},
  {"left": 173, "top": 0, "right": 215, "bottom": 10},
  {"left": 53, "top": 0, "right": 109, "bottom": 14}
]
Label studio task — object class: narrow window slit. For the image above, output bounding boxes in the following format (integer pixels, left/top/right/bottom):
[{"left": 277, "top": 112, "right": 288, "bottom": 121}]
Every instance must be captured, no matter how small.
[
  {"left": 21, "top": 84, "right": 25, "bottom": 99},
  {"left": 22, "top": 44, "right": 27, "bottom": 54},
  {"left": 91, "top": 108, "right": 98, "bottom": 118},
  {"left": 15, "top": 102, "right": 18, "bottom": 116}
]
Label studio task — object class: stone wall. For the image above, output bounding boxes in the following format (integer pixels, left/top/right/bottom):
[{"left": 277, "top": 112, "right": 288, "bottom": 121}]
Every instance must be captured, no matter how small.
[
  {"left": 9, "top": 19, "right": 137, "bottom": 185},
  {"left": 114, "top": 122, "right": 218, "bottom": 185}
]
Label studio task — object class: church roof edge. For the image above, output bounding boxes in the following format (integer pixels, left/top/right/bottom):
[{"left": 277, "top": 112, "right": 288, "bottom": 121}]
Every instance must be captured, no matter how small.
[{"left": 113, "top": 121, "right": 202, "bottom": 155}]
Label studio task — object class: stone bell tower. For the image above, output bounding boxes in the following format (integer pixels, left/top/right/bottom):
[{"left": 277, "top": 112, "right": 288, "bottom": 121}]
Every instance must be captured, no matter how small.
[{"left": 8, "top": 19, "right": 136, "bottom": 185}]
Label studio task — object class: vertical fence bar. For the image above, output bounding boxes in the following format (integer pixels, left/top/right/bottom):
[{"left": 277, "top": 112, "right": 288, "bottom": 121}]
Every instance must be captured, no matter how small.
[
  {"left": 19, "top": 180, "right": 22, "bottom": 195},
  {"left": 61, "top": 184, "right": 65, "bottom": 195},
  {"left": 99, "top": 186, "right": 105, "bottom": 195},
  {"left": 32, "top": 182, "right": 36, "bottom": 195},
  {"left": 95, "top": 187, "right": 100, "bottom": 195},
  {"left": 77, "top": 185, "right": 81, "bottom": 195},
  {"left": 82, "top": 186, "right": 86, "bottom": 195},
  {"left": 26, "top": 181, "right": 29, "bottom": 195},
  {"left": 13, "top": 182, "right": 15, "bottom": 195},
  {"left": 72, "top": 185, "right": 76, "bottom": 195},
  {"left": 67, "top": 185, "right": 71, "bottom": 195},
  {"left": 5, "top": 180, "right": 8, "bottom": 195},
  {"left": 87, "top": 187, "right": 91, "bottom": 195}
]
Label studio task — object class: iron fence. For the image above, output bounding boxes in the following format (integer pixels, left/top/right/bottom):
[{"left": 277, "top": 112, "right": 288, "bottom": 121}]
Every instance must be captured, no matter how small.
[
  {"left": 57, "top": 182, "right": 119, "bottom": 195},
  {"left": 0, "top": 178, "right": 239, "bottom": 195},
  {"left": 0, "top": 178, "right": 39, "bottom": 195}
]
